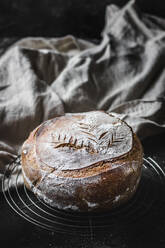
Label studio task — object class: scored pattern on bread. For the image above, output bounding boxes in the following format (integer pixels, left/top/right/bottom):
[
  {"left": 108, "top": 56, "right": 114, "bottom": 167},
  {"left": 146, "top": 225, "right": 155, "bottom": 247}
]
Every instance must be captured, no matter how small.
[
  {"left": 35, "top": 111, "right": 133, "bottom": 171},
  {"left": 52, "top": 123, "right": 125, "bottom": 154}
]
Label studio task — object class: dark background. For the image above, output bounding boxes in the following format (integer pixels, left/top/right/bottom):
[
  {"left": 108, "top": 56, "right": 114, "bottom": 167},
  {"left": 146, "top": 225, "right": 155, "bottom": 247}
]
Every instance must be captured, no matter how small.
[{"left": 0, "top": 0, "right": 165, "bottom": 39}]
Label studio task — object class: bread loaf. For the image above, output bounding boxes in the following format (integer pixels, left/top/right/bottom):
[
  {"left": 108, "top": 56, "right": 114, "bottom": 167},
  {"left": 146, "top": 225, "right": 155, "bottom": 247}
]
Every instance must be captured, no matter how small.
[{"left": 21, "top": 111, "right": 143, "bottom": 212}]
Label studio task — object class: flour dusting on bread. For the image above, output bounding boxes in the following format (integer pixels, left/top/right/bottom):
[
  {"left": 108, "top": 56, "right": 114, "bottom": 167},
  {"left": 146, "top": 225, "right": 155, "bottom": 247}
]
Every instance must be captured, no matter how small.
[{"left": 36, "top": 111, "right": 133, "bottom": 170}]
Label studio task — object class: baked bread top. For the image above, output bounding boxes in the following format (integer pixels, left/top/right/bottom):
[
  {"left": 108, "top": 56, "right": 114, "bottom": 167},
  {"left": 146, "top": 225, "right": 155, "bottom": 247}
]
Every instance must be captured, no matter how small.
[{"left": 22, "top": 111, "right": 133, "bottom": 172}]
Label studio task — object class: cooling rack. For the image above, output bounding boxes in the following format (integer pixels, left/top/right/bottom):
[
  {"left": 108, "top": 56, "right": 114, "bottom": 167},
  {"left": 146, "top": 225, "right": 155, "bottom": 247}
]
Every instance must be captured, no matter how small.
[{"left": 2, "top": 155, "right": 165, "bottom": 236}]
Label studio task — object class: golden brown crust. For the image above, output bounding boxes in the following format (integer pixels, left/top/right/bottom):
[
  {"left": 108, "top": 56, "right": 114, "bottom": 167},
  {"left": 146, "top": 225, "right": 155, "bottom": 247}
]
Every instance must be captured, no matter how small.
[{"left": 21, "top": 111, "right": 143, "bottom": 212}]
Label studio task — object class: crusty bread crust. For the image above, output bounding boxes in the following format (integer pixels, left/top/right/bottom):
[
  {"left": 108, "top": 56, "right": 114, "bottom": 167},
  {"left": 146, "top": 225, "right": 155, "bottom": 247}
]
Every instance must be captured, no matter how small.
[{"left": 21, "top": 111, "right": 143, "bottom": 212}]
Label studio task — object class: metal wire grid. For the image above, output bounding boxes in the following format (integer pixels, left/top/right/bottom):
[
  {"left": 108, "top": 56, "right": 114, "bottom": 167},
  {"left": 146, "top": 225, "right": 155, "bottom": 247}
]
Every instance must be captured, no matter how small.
[{"left": 2, "top": 156, "right": 165, "bottom": 235}]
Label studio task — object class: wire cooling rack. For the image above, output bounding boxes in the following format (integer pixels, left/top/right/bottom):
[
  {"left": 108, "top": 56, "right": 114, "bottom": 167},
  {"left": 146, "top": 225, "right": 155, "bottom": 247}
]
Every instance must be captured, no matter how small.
[{"left": 2, "top": 156, "right": 165, "bottom": 235}]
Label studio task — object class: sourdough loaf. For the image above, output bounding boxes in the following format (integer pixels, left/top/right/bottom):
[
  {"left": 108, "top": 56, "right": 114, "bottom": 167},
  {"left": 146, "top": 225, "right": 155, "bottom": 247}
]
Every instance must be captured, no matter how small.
[{"left": 21, "top": 111, "right": 143, "bottom": 212}]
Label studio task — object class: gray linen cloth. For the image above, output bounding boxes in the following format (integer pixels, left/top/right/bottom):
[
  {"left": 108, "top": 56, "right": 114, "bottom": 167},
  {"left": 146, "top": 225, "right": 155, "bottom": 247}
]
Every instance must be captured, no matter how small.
[{"left": 0, "top": 0, "right": 165, "bottom": 190}]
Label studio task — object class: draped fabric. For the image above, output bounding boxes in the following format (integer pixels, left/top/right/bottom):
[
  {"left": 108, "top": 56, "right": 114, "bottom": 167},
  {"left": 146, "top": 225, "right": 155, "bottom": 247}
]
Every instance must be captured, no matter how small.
[{"left": 0, "top": 0, "right": 165, "bottom": 190}]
